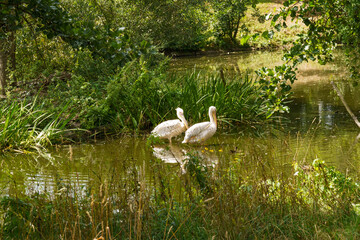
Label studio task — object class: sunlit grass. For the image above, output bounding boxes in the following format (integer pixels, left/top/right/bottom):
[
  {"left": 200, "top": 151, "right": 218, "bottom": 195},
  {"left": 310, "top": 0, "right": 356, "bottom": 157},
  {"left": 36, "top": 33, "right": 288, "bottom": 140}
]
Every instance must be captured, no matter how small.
[{"left": 0, "top": 99, "right": 73, "bottom": 152}]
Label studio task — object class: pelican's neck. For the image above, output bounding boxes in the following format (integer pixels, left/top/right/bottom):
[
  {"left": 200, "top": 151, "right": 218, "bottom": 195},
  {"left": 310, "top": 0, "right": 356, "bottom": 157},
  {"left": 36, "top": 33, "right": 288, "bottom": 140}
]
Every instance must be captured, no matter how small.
[
  {"left": 209, "top": 109, "right": 217, "bottom": 127},
  {"left": 177, "top": 112, "right": 189, "bottom": 129},
  {"left": 182, "top": 116, "right": 189, "bottom": 129}
]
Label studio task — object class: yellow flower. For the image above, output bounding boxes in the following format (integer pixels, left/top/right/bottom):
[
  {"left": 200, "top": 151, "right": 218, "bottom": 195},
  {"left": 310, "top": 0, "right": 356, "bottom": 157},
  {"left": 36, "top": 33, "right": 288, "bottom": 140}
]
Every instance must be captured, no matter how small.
[{"left": 218, "top": 149, "right": 223, "bottom": 152}]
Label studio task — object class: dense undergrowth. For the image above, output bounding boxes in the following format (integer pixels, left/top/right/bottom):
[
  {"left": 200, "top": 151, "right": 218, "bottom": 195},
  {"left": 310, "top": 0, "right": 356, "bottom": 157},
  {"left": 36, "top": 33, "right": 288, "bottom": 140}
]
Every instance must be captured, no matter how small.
[{"left": 1, "top": 155, "right": 360, "bottom": 239}]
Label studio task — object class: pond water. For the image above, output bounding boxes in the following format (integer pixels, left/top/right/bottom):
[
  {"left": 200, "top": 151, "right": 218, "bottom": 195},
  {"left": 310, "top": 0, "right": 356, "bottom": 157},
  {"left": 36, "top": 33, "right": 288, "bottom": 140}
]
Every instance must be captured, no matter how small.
[{"left": 2, "top": 50, "right": 360, "bottom": 196}]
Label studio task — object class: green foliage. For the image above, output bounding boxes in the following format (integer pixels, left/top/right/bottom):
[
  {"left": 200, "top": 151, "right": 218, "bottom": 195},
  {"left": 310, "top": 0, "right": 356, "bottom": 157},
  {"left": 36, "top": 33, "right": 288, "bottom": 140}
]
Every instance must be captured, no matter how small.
[
  {"left": 85, "top": 60, "right": 272, "bottom": 134},
  {"left": 12, "top": 31, "right": 75, "bottom": 82},
  {"left": 0, "top": 195, "right": 56, "bottom": 239},
  {"left": 136, "top": 0, "right": 210, "bottom": 51},
  {"left": 256, "top": 64, "right": 297, "bottom": 118},
  {"left": 0, "top": 0, "right": 72, "bottom": 39},
  {"left": 252, "top": 0, "right": 360, "bottom": 116},
  {"left": 185, "top": 152, "right": 213, "bottom": 195},
  {"left": 72, "top": 0, "right": 211, "bottom": 51},
  {"left": 2, "top": 0, "right": 162, "bottom": 91},
  {"left": 175, "top": 70, "right": 269, "bottom": 123},
  {"left": 90, "top": 58, "right": 170, "bottom": 132},
  {"left": 269, "top": 0, "right": 360, "bottom": 77},
  {"left": 0, "top": 99, "right": 72, "bottom": 152},
  {"left": 293, "top": 159, "right": 360, "bottom": 213},
  {"left": 212, "top": 0, "right": 256, "bottom": 45},
  {"left": 3, "top": 53, "right": 280, "bottom": 150}
]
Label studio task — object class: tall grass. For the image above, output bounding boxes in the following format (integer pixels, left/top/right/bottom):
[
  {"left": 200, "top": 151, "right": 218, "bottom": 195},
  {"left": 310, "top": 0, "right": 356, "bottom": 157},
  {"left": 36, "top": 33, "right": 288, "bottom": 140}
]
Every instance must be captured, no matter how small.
[
  {"left": 0, "top": 99, "right": 73, "bottom": 152},
  {"left": 173, "top": 70, "right": 268, "bottom": 125}
]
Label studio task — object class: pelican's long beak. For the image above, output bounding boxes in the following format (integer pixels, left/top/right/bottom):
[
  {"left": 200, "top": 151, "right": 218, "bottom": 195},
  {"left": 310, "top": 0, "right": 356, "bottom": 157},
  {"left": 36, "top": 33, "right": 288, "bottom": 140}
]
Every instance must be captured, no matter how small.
[
  {"left": 213, "top": 112, "right": 217, "bottom": 127},
  {"left": 180, "top": 114, "right": 189, "bottom": 129},
  {"left": 184, "top": 120, "right": 189, "bottom": 129}
]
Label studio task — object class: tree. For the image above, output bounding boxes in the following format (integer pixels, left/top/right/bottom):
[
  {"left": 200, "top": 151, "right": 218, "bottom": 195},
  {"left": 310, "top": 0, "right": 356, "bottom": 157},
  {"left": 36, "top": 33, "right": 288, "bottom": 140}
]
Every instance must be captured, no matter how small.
[
  {"left": 273, "top": 0, "right": 360, "bottom": 76},
  {"left": 0, "top": 0, "right": 73, "bottom": 96},
  {"left": 0, "top": 39, "right": 7, "bottom": 96},
  {"left": 212, "top": 0, "right": 255, "bottom": 44},
  {"left": 111, "top": 0, "right": 210, "bottom": 51},
  {"left": 255, "top": 0, "right": 360, "bottom": 117},
  {"left": 0, "top": 0, "right": 153, "bottom": 96}
]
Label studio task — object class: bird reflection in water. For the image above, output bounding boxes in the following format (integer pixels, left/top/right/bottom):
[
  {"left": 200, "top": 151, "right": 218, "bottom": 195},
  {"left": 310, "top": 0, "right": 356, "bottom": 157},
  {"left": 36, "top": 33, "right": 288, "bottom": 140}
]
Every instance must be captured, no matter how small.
[{"left": 152, "top": 145, "right": 219, "bottom": 174}]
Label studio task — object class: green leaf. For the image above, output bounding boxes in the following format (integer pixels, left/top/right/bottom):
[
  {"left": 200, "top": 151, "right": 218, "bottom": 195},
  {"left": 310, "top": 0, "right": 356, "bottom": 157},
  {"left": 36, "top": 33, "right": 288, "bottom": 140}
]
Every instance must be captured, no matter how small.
[{"left": 275, "top": 23, "right": 282, "bottom": 32}]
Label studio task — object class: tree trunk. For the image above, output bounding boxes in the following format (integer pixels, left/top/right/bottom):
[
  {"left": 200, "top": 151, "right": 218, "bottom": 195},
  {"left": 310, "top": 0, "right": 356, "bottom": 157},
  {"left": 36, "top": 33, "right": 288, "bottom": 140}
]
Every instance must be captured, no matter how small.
[
  {"left": 233, "top": 14, "right": 241, "bottom": 42},
  {"left": 9, "top": 31, "right": 16, "bottom": 84},
  {"left": 0, "top": 38, "right": 7, "bottom": 97},
  {"left": 331, "top": 81, "right": 360, "bottom": 128}
]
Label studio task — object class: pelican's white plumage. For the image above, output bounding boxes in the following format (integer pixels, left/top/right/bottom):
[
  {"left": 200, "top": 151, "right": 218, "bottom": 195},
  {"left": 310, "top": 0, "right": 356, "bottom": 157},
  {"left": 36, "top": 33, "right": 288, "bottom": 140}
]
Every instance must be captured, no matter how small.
[
  {"left": 151, "top": 108, "right": 188, "bottom": 143},
  {"left": 182, "top": 106, "right": 217, "bottom": 144}
]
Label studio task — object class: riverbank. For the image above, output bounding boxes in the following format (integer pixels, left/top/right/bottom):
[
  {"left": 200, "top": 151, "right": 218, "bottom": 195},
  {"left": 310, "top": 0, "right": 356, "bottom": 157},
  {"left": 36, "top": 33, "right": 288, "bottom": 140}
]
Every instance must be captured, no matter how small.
[{"left": 0, "top": 44, "right": 347, "bottom": 154}]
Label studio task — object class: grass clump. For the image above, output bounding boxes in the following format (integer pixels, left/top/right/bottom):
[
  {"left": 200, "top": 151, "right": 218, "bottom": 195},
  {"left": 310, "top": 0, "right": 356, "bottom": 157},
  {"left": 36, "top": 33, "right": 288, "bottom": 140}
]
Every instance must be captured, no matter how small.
[{"left": 0, "top": 99, "right": 73, "bottom": 153}]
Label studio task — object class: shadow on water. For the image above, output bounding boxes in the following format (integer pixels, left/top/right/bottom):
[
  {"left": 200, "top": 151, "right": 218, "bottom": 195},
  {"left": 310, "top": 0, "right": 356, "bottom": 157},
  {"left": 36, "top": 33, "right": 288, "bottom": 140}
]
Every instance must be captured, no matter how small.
[{"left": 2, "top": 49, "right": 360, "bottom": 196}]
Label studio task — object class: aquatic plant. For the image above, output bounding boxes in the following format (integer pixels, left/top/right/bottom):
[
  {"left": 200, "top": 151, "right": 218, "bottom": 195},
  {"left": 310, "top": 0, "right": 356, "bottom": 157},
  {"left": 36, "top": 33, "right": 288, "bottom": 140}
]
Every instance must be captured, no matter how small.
[
  {"left": 1, "top": 55, "right": 277, "bottom": 150},
  {"left": 185, "top": 152, "right": 214, "bottom": 196},
  {"left": 172, "top": 69, "right": 268, "bottom": 125},
  {"left": 0, "top": 99, "right": 73, "bottom": 152}
]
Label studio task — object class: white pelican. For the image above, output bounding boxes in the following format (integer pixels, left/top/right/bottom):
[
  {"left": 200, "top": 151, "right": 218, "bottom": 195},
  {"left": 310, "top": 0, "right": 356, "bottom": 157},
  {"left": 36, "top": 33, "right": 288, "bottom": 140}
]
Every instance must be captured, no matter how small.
[
  {"left": 151, "top": 108, "right": 188, "bottom": 143},
  {"left": 182, "top": 106, "right": 217, "bottom": 144}
]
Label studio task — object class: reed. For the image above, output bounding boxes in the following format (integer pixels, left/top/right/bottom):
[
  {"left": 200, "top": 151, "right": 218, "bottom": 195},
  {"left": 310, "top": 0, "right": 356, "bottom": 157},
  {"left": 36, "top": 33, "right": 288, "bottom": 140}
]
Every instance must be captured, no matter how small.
[
  {"left": 0, "top": 99, "right": 73, "bottom": 152},
  {"left": 98, "top": 61, "right": 270, "bottom": 135},
  {"left": 171, "top": 70, "right": 268, "bottom": 125}
]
